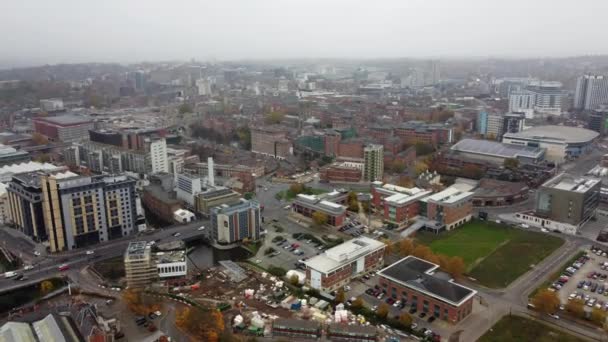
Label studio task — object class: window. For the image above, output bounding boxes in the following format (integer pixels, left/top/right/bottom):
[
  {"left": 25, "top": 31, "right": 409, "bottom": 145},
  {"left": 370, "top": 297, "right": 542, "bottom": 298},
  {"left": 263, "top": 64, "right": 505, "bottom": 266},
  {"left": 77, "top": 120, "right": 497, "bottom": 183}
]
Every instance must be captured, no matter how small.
[{"left": 84, "top": 196, "right": 92, "bottom": 204}]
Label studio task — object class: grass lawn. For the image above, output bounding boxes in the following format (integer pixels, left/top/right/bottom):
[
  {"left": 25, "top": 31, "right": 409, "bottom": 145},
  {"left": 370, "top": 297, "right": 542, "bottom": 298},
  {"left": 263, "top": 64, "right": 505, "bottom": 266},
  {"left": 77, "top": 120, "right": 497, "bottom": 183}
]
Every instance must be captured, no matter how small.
[
  {"left": 478, "top": 315, "right": 586, "bottom": 342},
  {"left": 416, "top": 220, "right": 564, "bottom": 288}
]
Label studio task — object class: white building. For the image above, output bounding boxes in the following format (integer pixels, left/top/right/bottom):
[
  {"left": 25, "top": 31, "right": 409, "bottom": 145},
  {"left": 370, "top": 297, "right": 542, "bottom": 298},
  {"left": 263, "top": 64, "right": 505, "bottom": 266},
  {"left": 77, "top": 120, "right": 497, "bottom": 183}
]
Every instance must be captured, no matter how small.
[
  {"left": 173, "top": 208, "right": 195, "bottom": 223},
  {"left": 39, "top": 98, "right": 64, "bottom": 112},
  {"left": 196, "top": 78, "right": 212, "bottom": 96},
  {"left": 508, "top": 90, "right": 536, "bottom": 119},
  {"left": 156, "top": 250, "right": 188, "bottom": 278},
  {"left": 574, "top": 75, "right": 608, "bottom": 110},
  {"left": 527, "top": 81, "right": 563, "bottom": 116},
  {"left": 486, "top": 113, "right": 504, "bottom": 138},
  {"left": 175, "top": 173, "right": 202, "bottom": 206},
  {"left": 147, "top": 138, "right": 168, "bottom": 173}
]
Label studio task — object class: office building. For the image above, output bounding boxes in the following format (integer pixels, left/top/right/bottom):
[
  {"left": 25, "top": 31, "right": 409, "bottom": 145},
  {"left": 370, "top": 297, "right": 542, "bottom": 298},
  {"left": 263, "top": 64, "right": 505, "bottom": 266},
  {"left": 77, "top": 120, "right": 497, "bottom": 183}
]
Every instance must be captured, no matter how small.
[
  {"left": 39, "top": 98, "right": 64, "bottom": 112},
  {"left": 319, "top": 162, "right": 363, "bottom": 183},
  {"left": 210, "top": 199, "right": 261, "bottom": 244},
  {"left": 378, "top": 256, "right": 476, "bottom": 324},
  {"left": 574, "top": 75, "right": 608, "bottom": 110},
  {"left": 502, "top": 125, "right": 598, "bottom": 164},
  {"left": 7, "top": 171, "right": 137, "bottom": 252},
  {"left": 251, "top": 127, "right": 292, "bottom": 159},
  {"left": 527, "top": 81, "right": 563, "bottom": 116},
  {"left": 508, "top": 90, "right": 536, "bottom": 119},
  {"left": 395, "top": 121, "right": 453, "bottom": 146},
  {"left": 303, "top": 237, "right": 385, "bottom": 292},
  {"left": 372, "top": 184, "right": 431, "bottom": 227},
  {"left": 32, "top": 115, "right": 93, "bottom": 142},
  {"left": 0, "top": 144, "right": 30, "bottom": 166},
  {"left": 503, "top": 113, "right": 525, "bottom": 135},
  {"left": 142, "top": 173, "right": 181, "bottom": 223},
  {"left": 194, "top": 187, "right": 240, "bottom": 215},
  {"left": 124, "top": 241, "right": 156, "bottom": 288},
  {"left": 476, "top": 111, "right": 488, "bottom": 135},
  {"left": 175, "top": 173, "right": 201, "bottom": 206},
  {"left": 536, "top": 173, "right": 600, "bottom": 226},
  {"left": 420, "top": 186, "right": 474, "bottom": 230},
  {"left": 292, "top": 194, "right": 347, "bottom": 227},
  {"left": 588, "top": 109, "right": 608, "bottom": 135},
  {"left": 363, "top": 144, "right": 384, "bottom": 182},
  {"left": 147, "top": 138, "right": 168, "bottom": 173},
  {"left": 485, "top": 113, "right": 504, "bottom": 139}
]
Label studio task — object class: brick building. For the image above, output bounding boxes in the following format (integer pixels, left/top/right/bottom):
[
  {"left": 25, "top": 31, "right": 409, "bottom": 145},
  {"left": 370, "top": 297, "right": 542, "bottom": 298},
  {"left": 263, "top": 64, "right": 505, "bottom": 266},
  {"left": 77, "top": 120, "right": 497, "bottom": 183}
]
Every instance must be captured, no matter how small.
[
  {"left": 421, "top": 186, "right": 474, "bottom": 230},
  {"left": 33, "top": 115, "right": 94, "bottom": 142},
  {"left": 292, "top": 194, "right": 346, "bottom": 227},
  {"left": 338, "top": 140, "right": 364, "bottom": 159},
  {"left": 304, "top": 237, "right": 385, "bottom": 292},
  {"left": 251, "top": 127, "right": 292, "bottom": 159},
  {"left": 319, "top": 162, "right": 362, "bottom": 183},
  {"left": 324, "top": 131, "right": 341, "bottom": 157},
  {"left": 378, "top": 256, "right": 476, "bottom": 324},
  {"left": 395, "top": 127, "right": 439, "bottom": 147},
  {"left": 142, "top": 173, "right": 181, "bottom": 223}
]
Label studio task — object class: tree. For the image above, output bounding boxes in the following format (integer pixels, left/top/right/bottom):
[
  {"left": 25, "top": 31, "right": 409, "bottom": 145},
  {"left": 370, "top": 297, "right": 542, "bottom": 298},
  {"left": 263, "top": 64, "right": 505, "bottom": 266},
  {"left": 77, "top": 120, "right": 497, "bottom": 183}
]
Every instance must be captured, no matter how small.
[
  {"left": 399, "top": 313, "right": 413, "bottom": 327},
  {"left": 591, "top": 308, "right": 607, "bottom": 326},
  {"left": 335, "top": 288, "right": 346, "bottom": 303},
  {"left": 415, "top": 143, "right": 435, "bottom": 156},
  {"left": 389, "top": 160, "right": 407, "bottom": 174},
  {"left": 289, "top": 183, "right": 305, "bottom": 194},
  {"left": 566, "top": 299, "right": 585, "bottom": 318},
  {"left": 412, "top": 245, "right": 433, "bottom": 260},
  {"left": 35, "top": 153, "right": 51, "bottom": 163},
  {"left": 348, "top": 200, "right": 360, "bottom": 213},
  {"left": 438, "top": 254, "right": 451, "bottom": 270},
  {"left": 31, "top": 132, "right": 48, "bottom": 145},
  {"left": 531, "top": 289, "right": 560, "bottom": 315},
  {"left": 398, "top": 239, "right": 415, "bottom": 256},
  {"left": 446, "top": 256, "right": 466, "bottom": 278},
  {"left": 382, "top": 239, "right": 394, "bottom": 256},
  {"left": 40, "top": 280, "right": 54, "bottom": 295},
  {"left": 268, "top": 266, "right": 287, "bottom": 277},
  {"left": 503, "top": 158, "right": 519, "bottom": 170},
  {"left": 361, "top": 201, "right": 370, "bottom": 214},
  {"left": 376, "top": 303, "right": 389, "bottom": 318},
  {"left": 175, "top": 307, "right": 224, "bottom": 342},
  {"left": 289, "top": 274, "right": 300, "bottom": 286},
  {"left": 461, "top": 164, "right": 484, "bottom": 179},
  {"left": 414, "top": 161, "right": 428, "bottom": 176},
  {"left": 351, "top": 297, "right": 364, "bottom": 309},
  {"left": 178, "top": 103, "right": 192, "bottom": 114},
  {"left": 265, "top": 111, "right": 284, "bottom": 124},
  {"left": 397, "top": 176, "right": 414, "bottom": 188},
  {"left": 312, "top": 212, "right": 328, "bottom": 226}
]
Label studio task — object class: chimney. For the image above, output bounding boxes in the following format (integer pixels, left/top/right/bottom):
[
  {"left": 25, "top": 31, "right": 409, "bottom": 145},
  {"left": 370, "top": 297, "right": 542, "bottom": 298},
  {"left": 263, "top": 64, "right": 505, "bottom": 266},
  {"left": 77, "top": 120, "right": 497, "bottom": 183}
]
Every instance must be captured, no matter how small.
[{"left": 208, "top": 157, "right": 215, "bottom": 187}]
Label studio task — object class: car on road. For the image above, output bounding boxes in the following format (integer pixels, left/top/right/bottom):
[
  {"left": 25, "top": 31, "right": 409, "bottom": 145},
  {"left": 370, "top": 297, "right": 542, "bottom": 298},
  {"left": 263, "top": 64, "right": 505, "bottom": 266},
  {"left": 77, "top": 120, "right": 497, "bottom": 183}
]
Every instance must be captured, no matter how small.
[
  {"left": 86, "top": 250, "right": 94, "bottom": 255},
  {"left": 58, "top": 264, "right": 69, "bottom": 271},
  {"left": 419, "top": 312, "right": 426, "bottom": 318},
  {"left": 23, "top": 265, "right": 33, "bottom": 271},
  {"left": 33, "top": 251, "right": 41, "bottom": 256},
  {"left": 173, "top": 232, "right": 181, "bottom": 237},
  {"left": 13, "top": 274, "right": 23, "bottom": 281},
  {"left": 197, "top": 226, "right": 206, "bottom": 231}
]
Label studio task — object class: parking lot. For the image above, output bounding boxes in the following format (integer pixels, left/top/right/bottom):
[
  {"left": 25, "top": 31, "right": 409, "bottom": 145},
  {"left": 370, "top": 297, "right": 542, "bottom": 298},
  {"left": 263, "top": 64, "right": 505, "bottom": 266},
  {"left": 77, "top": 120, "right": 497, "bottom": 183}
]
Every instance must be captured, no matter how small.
[{"left": 557, "top": 246, "right": 608, "bottom": 313}]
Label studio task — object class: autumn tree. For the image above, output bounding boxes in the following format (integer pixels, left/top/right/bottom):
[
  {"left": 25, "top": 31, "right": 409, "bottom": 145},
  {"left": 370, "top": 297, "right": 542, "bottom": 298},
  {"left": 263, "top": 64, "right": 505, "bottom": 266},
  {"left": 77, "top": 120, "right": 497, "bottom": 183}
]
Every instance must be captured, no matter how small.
[
  {"left": 414, "top": 161, "right": 429, "bottom": 176},
  {"left": 312, "top": 212, "right": 328, "bottom": 226},
  {"left": 40, "top": 280, "right": 54, "bottom": 295},
  {"left": 376, "top": 303, "right": 389, "bottom": 318},
  {"left": 289, "top": 274, "right": 300, "bottom": 286},
  {"left": 175, "top": 307, "right": 224, "bottom": 342},
  {"left": 335, "top": 288, "right": 346, "bottom": 303},
  {"left": 591, "top": 308, "right": 607, "bottom": 326},
  {"left": 503, "top": 158, "right": 519, "bottom": 170},
  {"left": 382, "top": 239, "right": 394, "bottom": 256},
  {"left": 178, "top": 103, "right": 193, "bottom": 114},
  {"left": 461, "top": 164, "right": 484, "bottom": 179},
  {"left": 265, "top": 111, "right": 285, "bottom": 124},
  {"left": 566, "top": 299, "right": 585, "bottom": 318},
  {"left": 31, "top": 132, "right": 48, "bottom": 145},
  {"left": 531, "top": 289, "right": 560, "bottom": 315},
  {"left": 398, "top": 239, "right": 415, "bottom": 256},
  {"left": 351, "top": 297, "right": 364, "bottom": 309},
  {"left": 397, "top": 176, "right": 414, "bottom": 188},
  {"left": 412, "top": 245, "right": 433, "bottom": 260},
  {"left": 446, "top": 256, "right": 466, "bottom": 278},
  {"left": 289, "top": 183, "right": 305, "bottom": 195},
  {"left": 438, "top": 254, "right": 451, "bottom": 270},
  {"left": 361, "top": 201, "right": 370, "bottom": 214},
  {"left": 399, "top": 313, "right": 413, "bottom": 327}
]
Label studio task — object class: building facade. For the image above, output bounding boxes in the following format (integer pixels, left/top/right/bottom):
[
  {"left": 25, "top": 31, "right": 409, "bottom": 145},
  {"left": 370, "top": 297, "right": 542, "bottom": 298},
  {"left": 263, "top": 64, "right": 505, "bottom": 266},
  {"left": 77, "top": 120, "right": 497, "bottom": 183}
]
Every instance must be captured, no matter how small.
[
  {"left": 421, "top": 186, "right": 474, "bottom": 230},
  {"left": 378, "top": 256, "right": 476, "bottom": 324},
  {"left": 33, "top": 115, "right": 94, "bottom": 142},
  {"left": 508, "top": 90, "right": 536, "bottom": 119},
  {"left": 251, "top": 127, "right": 292, "bottom": 159},
  {"left": 292, "top": 194, "right": 346, "bottom": 227},
  {"left": 124, "top": 241, "right": 156, "bottom": 288},
  {"left": 319, "top": 162, "right": 362, "bottom": 183},
  {"left": 210, "top": 199, "right": 261, "bottom": 244},
  {"left": 363, "top": 144, "right": 384, "bottom": 182},
  {"left": 195, "top": 187, "right": 241, "bottom": 215},
  {"left": 304, "top": 237, "right": 385, "bottom": 292},
  {"left": 574, "top": 75, "right": 608, "bottom": 110}
]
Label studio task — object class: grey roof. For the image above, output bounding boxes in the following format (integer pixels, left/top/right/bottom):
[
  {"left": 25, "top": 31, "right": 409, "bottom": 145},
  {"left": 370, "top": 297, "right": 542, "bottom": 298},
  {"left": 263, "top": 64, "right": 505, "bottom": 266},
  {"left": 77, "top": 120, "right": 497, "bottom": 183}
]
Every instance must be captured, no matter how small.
[
  {"left": 328, "top": 323, "right": 377, "bottom": 336},
  {"left": 37, "top": 115, "right": 92, "bottom": 126},
  {"left": 272, "top": 318, "right": 320, "bottom": 330},
  {"left": 379, "top": 256, "right": 476, "bottom": 306},
  {"left": 451, "top": 139, "right": 544, "bottom": 159},
  {"left": 503, "top": 125, "right": 599, "bottom": 144}
]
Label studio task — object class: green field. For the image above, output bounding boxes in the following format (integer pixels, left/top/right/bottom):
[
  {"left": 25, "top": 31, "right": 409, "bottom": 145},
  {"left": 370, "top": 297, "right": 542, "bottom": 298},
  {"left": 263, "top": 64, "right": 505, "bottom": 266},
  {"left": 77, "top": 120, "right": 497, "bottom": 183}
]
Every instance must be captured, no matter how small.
[
  {"left": 416, "top": 220, "right": 564, "bottom": 288},
  {"left": 479, "top": 315, "right": 586, "bottom": 342}
]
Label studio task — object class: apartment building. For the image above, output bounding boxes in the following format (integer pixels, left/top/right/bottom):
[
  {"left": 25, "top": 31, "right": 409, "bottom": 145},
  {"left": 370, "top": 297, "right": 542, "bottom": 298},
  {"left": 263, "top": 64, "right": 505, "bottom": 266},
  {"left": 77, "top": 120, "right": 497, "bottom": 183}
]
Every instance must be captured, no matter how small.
[
  {"left": 210, "top": 199, "right": 261, "bottom": 244},
  {"left": 420, "top": 186, "right": 474, "bottom": 230},
  {"left": 363, "top": 144, "right": 384, "bottom": 182}
]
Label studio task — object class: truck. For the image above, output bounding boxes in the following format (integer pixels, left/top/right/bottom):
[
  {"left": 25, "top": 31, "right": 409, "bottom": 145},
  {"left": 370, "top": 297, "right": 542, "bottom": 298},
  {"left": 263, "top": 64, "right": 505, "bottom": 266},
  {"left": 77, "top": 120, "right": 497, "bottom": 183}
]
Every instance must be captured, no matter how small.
[{"left": 4, "top": 271, "right": 18, "bottom": 279}]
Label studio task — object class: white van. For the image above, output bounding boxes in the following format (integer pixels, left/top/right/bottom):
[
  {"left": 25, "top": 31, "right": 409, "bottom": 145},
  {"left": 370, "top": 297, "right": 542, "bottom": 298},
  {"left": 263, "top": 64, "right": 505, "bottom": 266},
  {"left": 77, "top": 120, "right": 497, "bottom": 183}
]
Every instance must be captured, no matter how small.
[{"left": 521, "top": 224, "right": 530, "bottom": 229}]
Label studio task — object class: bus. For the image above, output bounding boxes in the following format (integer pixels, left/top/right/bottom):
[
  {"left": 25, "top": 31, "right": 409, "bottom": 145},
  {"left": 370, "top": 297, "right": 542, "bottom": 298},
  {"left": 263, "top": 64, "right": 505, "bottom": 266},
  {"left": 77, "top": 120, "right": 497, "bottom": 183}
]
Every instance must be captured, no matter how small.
[{"left": 58, "top": 264, "right": 70, "bottom": 271}]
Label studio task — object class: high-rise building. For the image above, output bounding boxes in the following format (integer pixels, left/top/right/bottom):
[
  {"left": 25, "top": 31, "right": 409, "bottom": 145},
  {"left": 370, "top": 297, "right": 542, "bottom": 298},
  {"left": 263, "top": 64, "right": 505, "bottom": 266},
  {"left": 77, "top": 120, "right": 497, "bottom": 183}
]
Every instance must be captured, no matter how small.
[
  {"left": 502, "top": 113, "right": 525, "bottom": 135},
  {"left": 527, "top": 81, "right": 563, "bottom": 116},
  {"left": 146, "top": 138, "right": 168, "bottom": 173},
  {"left": 477, "top": 111, "right": 488, "bottom": 135},
  {"left": 175, "top": 173, "right": 202, "bottom": 206},
  {"left": 210, "top": 199, "right": 261, "bottom": 245},
  {"left": 588, "top": 109, "right": 608, "bottom": 136},
  {"left": 574, "top": 75, "right": 608, "bottom": 110},
  {"left": 363, "top": 144, "right": 384, "bottom": 182},
  {"left": 124, "top": 241, "right": 156, "bottom": 288},
  {"left": 7, "top": 171, "right": 137, "bottom": 252},
  {"left": 132, "top": 70, "right": 146, "bottom": 90},
  {"left": 508, "top": 90, "right": 536, "bottom": 119}
]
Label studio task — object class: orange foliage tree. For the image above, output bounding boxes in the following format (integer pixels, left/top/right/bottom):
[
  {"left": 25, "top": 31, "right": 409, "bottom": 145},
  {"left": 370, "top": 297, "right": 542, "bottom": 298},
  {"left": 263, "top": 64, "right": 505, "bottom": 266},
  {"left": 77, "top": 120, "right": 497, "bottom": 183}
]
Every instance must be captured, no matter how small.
[{"left": 175, "top": 307, "right": 225, "bottom": 342}]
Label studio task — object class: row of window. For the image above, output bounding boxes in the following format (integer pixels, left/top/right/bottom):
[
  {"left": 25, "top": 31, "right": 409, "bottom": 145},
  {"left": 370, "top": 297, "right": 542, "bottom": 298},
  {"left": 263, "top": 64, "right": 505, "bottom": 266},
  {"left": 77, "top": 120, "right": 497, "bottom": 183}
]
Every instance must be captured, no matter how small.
[{"left": 159, "top": 265, "right": 186, "bottom": 274}]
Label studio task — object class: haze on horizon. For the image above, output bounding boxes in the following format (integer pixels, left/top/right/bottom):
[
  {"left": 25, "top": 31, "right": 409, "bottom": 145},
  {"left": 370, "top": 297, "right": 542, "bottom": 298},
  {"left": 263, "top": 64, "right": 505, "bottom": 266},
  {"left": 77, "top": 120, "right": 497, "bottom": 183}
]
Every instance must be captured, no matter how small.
[{"left": 2, "top": 0, "right": 607, "bottom": 67}]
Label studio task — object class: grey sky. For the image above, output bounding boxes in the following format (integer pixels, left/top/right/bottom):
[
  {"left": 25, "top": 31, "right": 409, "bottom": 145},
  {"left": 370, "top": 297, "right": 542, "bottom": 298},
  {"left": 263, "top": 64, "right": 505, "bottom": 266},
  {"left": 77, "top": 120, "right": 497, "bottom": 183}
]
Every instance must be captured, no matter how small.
[{"left": 2, "top": 0, "right": 607, "bottom": 66}]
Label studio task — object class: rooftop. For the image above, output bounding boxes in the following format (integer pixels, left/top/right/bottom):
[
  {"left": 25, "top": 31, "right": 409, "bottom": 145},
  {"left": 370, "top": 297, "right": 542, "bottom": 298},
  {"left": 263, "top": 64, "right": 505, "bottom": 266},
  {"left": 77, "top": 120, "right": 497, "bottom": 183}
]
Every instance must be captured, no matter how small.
[
  {"left": 422, "top": 186, "right": 474, "bottom": 205},
  {"left": 294, "top": 194, "right": 346, "bottom": 215},
  {"left": 503, "top": 125, "right": 599, "bottom": 144},
  {"left": 34, "top": 115, "right": 92, "bottom": 126},
  {"left": 304, "top": 237, "right": 385, "bottom": 274},
  {"left": 542, "top": 173, "right": 600, "bottom": 193},
  {"left": 125, "top": 241, "right": 151, "bottom": 261},
  {"left": 385, "top": 189, "right": 431, "bottom": 206},
  {"left": 474, "top": 178, "right": 528, "bottom": 198},
  {"left": 212, "top": 198, "right": 259, "bottom": 214},
  {"left": 379, "top": 256, "right": 476, "bottom": 307},
  {"left": 451, "top": 139, "right": 544, "bottom": 159}
]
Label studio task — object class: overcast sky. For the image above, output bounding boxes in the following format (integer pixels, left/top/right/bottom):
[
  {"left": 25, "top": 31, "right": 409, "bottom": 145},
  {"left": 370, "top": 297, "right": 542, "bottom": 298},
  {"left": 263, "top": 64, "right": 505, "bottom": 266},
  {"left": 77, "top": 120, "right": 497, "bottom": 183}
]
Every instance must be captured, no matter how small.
[{"left": 2, "top": 0, "right": 607, "bottom": 67}]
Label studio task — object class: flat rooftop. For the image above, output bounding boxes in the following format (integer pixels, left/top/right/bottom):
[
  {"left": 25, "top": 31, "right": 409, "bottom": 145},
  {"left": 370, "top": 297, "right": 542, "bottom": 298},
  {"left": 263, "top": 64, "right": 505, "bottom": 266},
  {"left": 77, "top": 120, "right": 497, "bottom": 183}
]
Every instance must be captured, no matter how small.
[
  {"left": 451, "top": 138, "right": 544, "bottom": 159},
  {"left": 304, "top": 237, "right": 385, "bottom": 274},
  {"left": 422, "top": 186, "right": 474, "bottom": 205},
  {"left": 35, "top": 115, "right": 92, "bottom": 126},
  {"left": 294, "top": 193, "right": 346, "bottom": 215},
  {"left": 503, "top": 125, "right": 599, "bottom": 144},
  {"left": 385, "top": 189, "right": 431, "bottom": 205},
  {"left": 379, "top": 256, "right": 476, "bottom": 307},
  {"left": 125, "top": 241, "right": 151, "bottom": 261},
  {"left": 543, "top": 173, "right": 600, "bottom": 193}
]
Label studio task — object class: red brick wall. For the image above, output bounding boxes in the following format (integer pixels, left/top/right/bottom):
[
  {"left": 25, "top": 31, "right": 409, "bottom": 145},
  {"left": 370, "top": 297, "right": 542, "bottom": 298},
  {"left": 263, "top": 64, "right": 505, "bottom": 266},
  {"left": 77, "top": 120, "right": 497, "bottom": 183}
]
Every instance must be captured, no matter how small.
[
  {"left": 378, "top": 276, "right": 474, "bottom": 324},
  {"left": 444, "top": 201, "right": 472, "bottom": 227},
  {"left": 338, "top": 142, "right": 364, "bottom": 159},
  {"left": 324, "top": 134, "right": 341, "bottom": 156},
  {"left": 320, "top": 166, "right": 361, "bottom": 182}
]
